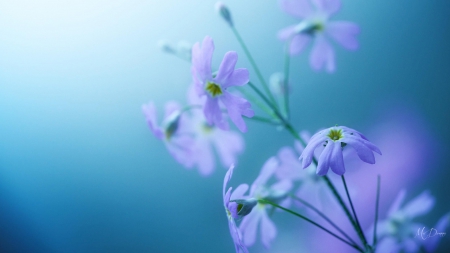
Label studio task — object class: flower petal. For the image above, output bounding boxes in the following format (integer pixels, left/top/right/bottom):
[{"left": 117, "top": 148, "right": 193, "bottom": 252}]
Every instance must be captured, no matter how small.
[
  {"left": 204, "top": 97, "right": 229, "bottom": 130},
  {"left": 195, "top": 138, "right": 215, "bottom": 176},
  {"left": 326, "top": 21, "right": 360, "bottom": 50},
  {"left": 251, "top": 157, "right": 278, "bottom": 195},
  {"left": 142, "top": 102, "right": 164, "bottom": 139},
  {"left": 300, "top": 133, "right": 326, "bottom": 169},
  {"left": 223, "top": 165, "right": 235, "bottom": 197},
  {"left": 309, "top": 35, "right": 335, "bottom": 72},
  {"left": 220, "top": 92, "right": 254, "bottom": 132},
  {"left": 231, "top": 184, "right": 249, "bottom": 200},
  {"left": 215, "top": 51, "right": 238, "bottom": 85},
  {"left": 240, "top": 210, "right": 261, "bottom": 247},
  {"left": 279, "top": 0, "right": 313, "bottom": 18},
  {"left": 289, "top": 34, "right": 312, "bottom": 55},
  {"left": 277, "top": 25, "right": 297, "bottom": 41},
  {"left": 424, "top": 213, "right": 450, "bottom": 252},
  {"left": 312, "top": 0, "right": 341, "bottom": 16},
  {"left": 223, "top": 68, "right": 250, "bottom": 88},
  {"left": 388, "top": 189, "right": 407, "bottom": 216},
  {"left": 260, "top": 211, "right": 277, "bottom": 248},
  {"left": 344, "top": 136, "right": 376, "bottom": 164},
  {"left": 201, "top": 36, "right": 214, "bottom": 80},
  {"left": 402, "top": 190, "right": 435, "bottom": 218},
  {"left": 316, "top": 141, "right": 334, "bottom": 175},
  {"left": 213, "top": 129, "right": 244, "bottom": 167},
  {"left": 330, "top": 142, "right": 345, "bottom": 175}
]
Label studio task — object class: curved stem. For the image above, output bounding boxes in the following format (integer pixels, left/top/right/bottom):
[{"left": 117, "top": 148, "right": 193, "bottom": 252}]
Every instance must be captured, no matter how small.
[
  {"left": 283, "top": 40, "right": 291, "bottom": 120},
  {"left": 373, "top": 175, "right": 381, "bottom": 246},
  {"left": 289, "top": 194, "right": 363, "bottom": 251},
  {"left": 259, "top": 199, "right": 363, "bottom": 252}
]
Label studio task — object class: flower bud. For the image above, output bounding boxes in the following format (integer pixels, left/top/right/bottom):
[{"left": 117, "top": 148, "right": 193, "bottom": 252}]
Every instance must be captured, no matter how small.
[
  {"left": 215, "top": 2, "right": 233, "bottom": 27},
  {"left": 270, "top": 72, "right": 290, "bottom": 96},
  {"left": 163, "top": 110, "right": 181, "bottom": 139},
  {"left": 158, "top": 40, "right": 175, "bottom": 54},
  {"left": 229, "top": 198, "right": 257, "bottom": 219}
]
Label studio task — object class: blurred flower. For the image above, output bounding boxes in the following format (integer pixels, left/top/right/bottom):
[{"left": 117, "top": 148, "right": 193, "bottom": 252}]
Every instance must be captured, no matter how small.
[
  {"left": 239, "top": 157, "right": 292, "bottom": 248},
  {"left": 187, "top": 86, "right": 245, "bottom": 176},
  {"left": 300, "top": 126, "right": 381, "bottom": 175},
  {"left": 215, "top": 2, "right": 233, "bottom": 27},
  {"left": 371, "top": 190, "right": 436, "bottom": 253},
  {"left": 223, "top": 165, "right": 250, "bottom": 253},
  {"left": 423, "top": 213, "right": 450, "bottom": 253},
  {"left": 142, "top": 101, "right": 195, "bottom": 168},
  {"left": 191, "top": 36, "right": 254, "bottom": 132},
  {"left": 158, "top": 39, "right": 192, "bottom": 61},
  {"left": 278, "top": 0, "right": 360, "bottom": 72}
]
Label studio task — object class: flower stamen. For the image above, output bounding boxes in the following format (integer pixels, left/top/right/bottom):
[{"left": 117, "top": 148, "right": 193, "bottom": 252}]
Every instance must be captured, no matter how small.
[
  {"left": 206, "top": 81, "right": 223, "bottom": 97},
  {"left": 327, "top": 128, "right": 344, "bottom": 141}
]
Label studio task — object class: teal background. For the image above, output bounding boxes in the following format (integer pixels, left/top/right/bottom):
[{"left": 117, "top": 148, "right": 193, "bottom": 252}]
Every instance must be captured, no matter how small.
[{"left": 0, "top": 0, "right": 449, "bottom": 252}]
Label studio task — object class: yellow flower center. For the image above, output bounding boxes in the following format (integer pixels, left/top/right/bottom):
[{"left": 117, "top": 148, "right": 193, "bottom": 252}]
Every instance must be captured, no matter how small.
[
  {"left": 206, "top": 81, "right": 223, "bottom": 97},
  {"left": 327, "top": 128, "right": 344, "bottom": 141}
]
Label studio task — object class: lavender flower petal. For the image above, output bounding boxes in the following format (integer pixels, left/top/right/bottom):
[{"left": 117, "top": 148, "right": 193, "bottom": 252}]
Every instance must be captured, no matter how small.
[
  {"left": 309, "top": 36, "right": 335, "bottom": 72},
  {"left": 316, "top": 141, "right": 334, "bottom": 175},
  {"left": 142, "top": 102, "right": 164, "bottom": 139},
  {"left": 326, "top": 21, "right": 360, "bottom": 50},
  {"left": 330, "top": 141, "right": 345, "bottom": 175},
  {"left": 279, "top": 0, "right": 313, "bottom": 18},
  {"left": 387, "top": 189, "right": 406, "bottom": 216},
  {"left": 312, "top": 0, "right": 341, "bottom": 16},
  {"left": 215, "top": 51, "right": 238, "bottom": 85},
  {"left": 260, "top": 211, "right": 277, "bottom": 248},
  {"left": 220, "top": 92, "right": 254, "bottom": 132},
  {"left": 402, "top": 190, "right": 435, "bottom": 218},
  {"left": 345, "top": 136, "right": 376, "bottom": 164},
  {"left": 204, "top": 97, "right": 229, "bottom": 130},
  {"left": 240, "top": 210, "right": 261, "bottom": 246},
  {"left": 289, "top": 34, "right": 312, "bottom": 55}
]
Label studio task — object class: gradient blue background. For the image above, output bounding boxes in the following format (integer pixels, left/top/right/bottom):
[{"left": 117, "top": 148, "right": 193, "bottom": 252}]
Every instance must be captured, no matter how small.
[{"left": 1, "top": 0, "right": 449, "bottom": 252}]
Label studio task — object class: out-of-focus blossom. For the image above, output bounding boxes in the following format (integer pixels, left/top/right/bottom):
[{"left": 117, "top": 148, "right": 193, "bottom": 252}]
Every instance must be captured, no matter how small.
[
  {"left": 187, "top": 86, "right": 245, "bottom": 176},
  {"left": 423, "top": 213, "right": 450, "bottom": 252},
  {"left": 372, "top": 190, "right": 436, "bottom": 253},
  {"left": 158, "top": 40, "right": 192, "bottom": 61},
  {"left": 239, "top": 157, "right": 292, "bottom": 248},
  {"left": 191, "top": 36, "right": 254, "bottom": 132},
  {"left": 278, "top": 0, "right": 360, "bottom": 72},
  {"left": 215, "top": 2, "right": 233, "bottom": 27},
  {"left": 223, "top": 165, "right": 250, "bottom": 253},
  {"left": 142, "top": 101, "right": 195, "bottom": 167},
  {"left": 300, "top": 126, "right": 381, "bottom": 176}
]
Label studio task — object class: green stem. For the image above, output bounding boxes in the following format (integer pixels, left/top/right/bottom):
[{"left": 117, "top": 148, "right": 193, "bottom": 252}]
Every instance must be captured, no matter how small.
[
  {"left": 373, "top": 175, "right": 381, "bottom": 247},
  {"left": 231, "top": 27, "right": 278, "bottom": 110},
  {"left": 289, "top": 194, "right": 363, "bottom": 251},
  {"left": 283, "top": 40, "right": 291, "bottom": 120},
  {"left": 342, "top": 175, "right": 369, "bottom": 250},
  {"left": 259, "top": 199, "right": 363, "bottom": 252},
  {"left": 248, "top": 116, "right": 281, "bottom": 125}
]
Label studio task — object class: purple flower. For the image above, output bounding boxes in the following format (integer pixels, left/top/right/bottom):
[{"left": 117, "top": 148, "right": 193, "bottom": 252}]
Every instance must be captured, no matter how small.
[
  {"left": 370, "top": 190, "right": 436, "bottom": 253},
  {"left": 278, "top": 0, "right": 360, "bottom": 72},
  {"left": 142, "top": 101, "right": 195, "bottom": 167},
  {"left": 223, "top": 165, "right": 250, "bottom": 253},
  {"left": 191, "top": 36, "right": 254, "bottom": 132},
  {"left": 423, "top": 213, "right": 450, "bottom": 253},
  {"left": 299, "top": 126, "right": 381, "bottom": 176},
  {"left": 187, "top": 86, "right": 245, "bottom": 176},
  {"left": 239, "top": 157, "right": 292, "bottom": 248}
]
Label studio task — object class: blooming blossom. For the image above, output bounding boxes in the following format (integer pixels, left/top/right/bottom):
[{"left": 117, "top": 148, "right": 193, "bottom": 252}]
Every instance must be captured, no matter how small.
[
  {"left": 370, "top": 190, "right": 436, "bottom": 253},
  {"left": 187, "top": 86, "right": 245, "bottom": 176},
  {"left": 299, "top": 126, "right": 381, "bottom": 176},
  {"left": 239, "top": 157, "right": 292, "bottom": 248},
  {"left": 223, "top": 165, "right": 250, "bottom": 253},
  {"left": 142, "top": 101, "right": 195, "bottom": 167},
  {"left": 191, "top": 36, "right": 254, "bottom": 132},
  {"left": 278, "top": 0, "right": 360, "bottom": 72}
]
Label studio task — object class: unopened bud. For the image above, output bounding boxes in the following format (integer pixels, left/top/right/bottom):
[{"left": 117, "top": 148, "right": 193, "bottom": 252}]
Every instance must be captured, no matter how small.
[
  {"left": 163, "top": 110, "right": 181, "bottom": 139},
  {"left": 215, "top": 2, "right": 233, "bottom": 27},
  {"left": 158, "top": 40, "right": 175, "bottom": 54},
  {"left": 270, "top": 72, "right": 290, "bottom": 96}
]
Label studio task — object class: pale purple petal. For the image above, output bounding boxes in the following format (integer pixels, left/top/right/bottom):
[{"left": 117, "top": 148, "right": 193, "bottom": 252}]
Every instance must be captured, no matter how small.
[
  {"left": 222, "top": 68, "right": 249, "bottom": 88},
  {"left": 346, "top": 134, "right": 382, "bottom": 155},
  {"left": 344, "top": 136, "right": 376, "bottom": 164},
  {"left": 251, "top": 157, "right": 278, "bottom": 195},
  {"left": 316, "top": 141, "right": 334, "bottom": 175},
  {"left": 326, "top": 21, "right": 360, "bottom": 50},
  {"left": 231, "top": 184, "right": 249, "bottom": 200},
  {"left": 388, "top": 189, "right": 407, "bottom": 216},
  {"left": 312, "top": 0, "right": 341, "bottom": 16},
  {"left": 402, "top": 238, "right": 419, "bottom": 253},
  {"left": 195, "top": 138, "right": 215, "bottom": 176},
  {"left": 271, "top": 179, "right": 293, "bottom": 193},
  {"left": 191, "top": 67, "right": 206, "bottom": 96},
  {"left": 260, "top": 211, "right": 277, "bottom": 248},
  {"left": 213, "top": 130, "right": 244, "bottom": 167},
  {"left": 309, "top": 36, "right": 335, "bottom": 72},
  {"left": 142, "top": 102, "right": 164, "bottom": 139},
  {"left": 376, "top": 237, "right": 401, "bottom": 253},
  {"left": 204, "top": 97, "right": 229, "bottom": 130},
  {"left": 289, "top": 34, "right": 312, "bottom": 55},
  {"left": 201, "top": 36, "right": 214, "bottom": 80},
  {"left": 240, "top": 210, "right": 261, "bottom": 247},
  {"left": 191, "top": 42, "right": 206, "bottom": 80},
  {"left": 220, "top": 92, "right": 254, "bottom": 132},
  {"left": 164, "top": 101, "right": 181, "bottom": 119},
  {"left": 330, "top": 141, "right": 345, "bottom": 175},
  {"left": 277, "top": 25, "right": 297, "bottom": 41},
  {"left": 229, "top": 218, "right": 249, "bottom": 253},
  {"left": 166, "top": 135, "right": 195, "bottom": 167},
  {"left": 402, "top": 190, "right": 435, "bottom": 218},
  {"left": 275, "top": 147, "right": 301, "bottom": 180},
  {"left": 279, "top": 0, "right": 313, "bottom": 18},
  {"left": 215, "top": 51, "right": 238, "bottom": 85},
  {"left": 223, "top": 165, "right": 235, "bottom": 197},
  {"left": 300, "top": 134, "right": 327, "bottom": 169}
]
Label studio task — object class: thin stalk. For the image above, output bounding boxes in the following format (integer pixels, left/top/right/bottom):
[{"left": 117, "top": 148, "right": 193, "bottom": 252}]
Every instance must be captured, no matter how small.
[
  {"left": 342, "top": 175, "right": 369, "bottom": 249},
  {"left": 248, "top": 116, "right": 281, "bottom": 126},
  {"left": 231, "top": 27, "right": 278, "bottom": 109},
  {"left": 289, "top": 194, "right": 362, "bottom": 251},
  {"left": 283, "top": 40, "right": 291, "bottom": 119},
  {"left": 373, "top": 175, "right": 381, "bottom": 246},
  {"left": 259, "top": 199, "right": 363, "bottom": 252}
]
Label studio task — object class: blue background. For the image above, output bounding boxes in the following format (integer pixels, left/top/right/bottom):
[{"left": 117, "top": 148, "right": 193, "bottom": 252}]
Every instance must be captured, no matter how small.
[{"left": 1, "top": 0, "right": 449, "bottom": 252}]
